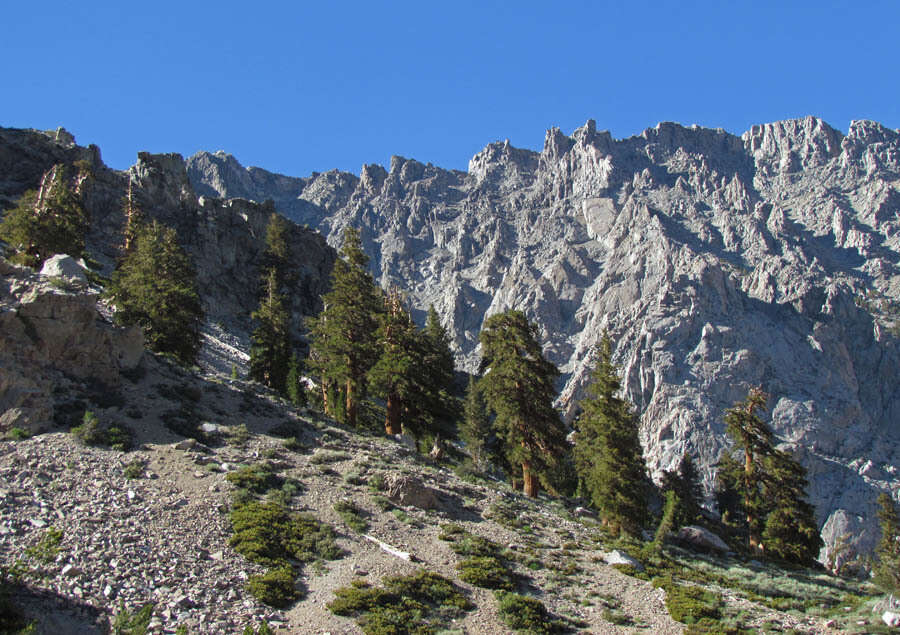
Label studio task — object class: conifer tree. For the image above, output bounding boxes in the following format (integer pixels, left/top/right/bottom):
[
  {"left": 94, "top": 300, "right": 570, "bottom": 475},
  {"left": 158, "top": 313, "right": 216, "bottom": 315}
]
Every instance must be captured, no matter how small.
[
  {"left": 874, "top": 493, "right": 900, "bottom": 592},
  {"left": 719, "top": 388, "right": 822, "bottom": 564},
  {"left": 0, "top": 162, "right": 92, "bottom": 267},
  {"left": 249, "top": 269, "right": 293, "bottom": 393},
  {"left": 368, "top": 289, "right": 419, "bottom": 435},
  {"left": 260, "top": 211, "right": 294, "bottom": 289},
  {"left": 307, "top": 227, "right": 382, "bottom": 427},
  {"left": 285, "top": 353, "right": 306, "bottom": 407},
  {"left": 661, "top": 452, "right": 703, "bottom": 530},
  {"left": 478, "top": 310, "right": 568, "bottom": 497},
  {"left": 723, "top": 387, "right": 772, "bottom": 553},
  {"left": 106, "top": 220, "right": 203, "bottom": 366},
  {"left": 760, "top": 449, "right": 823, "bottom": 566},
  {"left": 413, "top": 305, "right": 460, "bottom": 441},
  {"left": 460, "top": 375, "right": 492, "bottom": 470},
  {"left": 575, "top": 330, "right": 648, "bottom": 536}
]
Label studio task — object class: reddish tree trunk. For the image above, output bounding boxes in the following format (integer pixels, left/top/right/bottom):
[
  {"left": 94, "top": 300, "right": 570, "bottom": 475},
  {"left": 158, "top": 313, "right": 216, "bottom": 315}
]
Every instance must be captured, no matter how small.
[
  {"left": 522, "top": 461, "right": 537, "bottom": 497},
  {"left": 346, "top": 378, "right": 357, "bottom": 427},
  {"left": 385, "top": 391, "right": 401, "bottom": 435}
]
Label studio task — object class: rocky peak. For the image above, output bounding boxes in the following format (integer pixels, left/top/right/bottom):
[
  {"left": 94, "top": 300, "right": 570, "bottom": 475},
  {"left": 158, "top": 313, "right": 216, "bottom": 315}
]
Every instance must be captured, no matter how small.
[{"left": 742, "top": 115, "right": 843, "bottom": 173}]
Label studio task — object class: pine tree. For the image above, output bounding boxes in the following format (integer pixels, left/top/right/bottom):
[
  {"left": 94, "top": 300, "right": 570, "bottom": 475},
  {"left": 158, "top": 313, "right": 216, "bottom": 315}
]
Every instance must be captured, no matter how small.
[
  {"left": 723, "top": 387, "right": 772, "bottom": 553},
  {"left": 719, "top": 388, "right": 822, "bottom": 564},
  {"left": 260, "top": 212, "right": 294, "bottom": 289},
  {"left": 307, "top": 227, "right": 382, "bottom": 427},
  {"left": 460, "top": 375, "right": 492, "bottom": 470},
  {"left": 575, "top": 330, "right": 648, "bottom": 536},
  {"left": 760, "top": 449, "right": 823, "bottom": 566},
  {"left": 0, "top": 162, "right": 92, "bottom": 267},
  {"left": 106, "top": 220, "right": 203, "bottom": 366},
  {"left": 285, "top": 353, "right": 306, "bottom": 406},
  {"left": 249, "top": 269, "right": 293, "bottom": 393},
  {"left": 413, "top": 306, "right": 460, "bottom": 441},
  {"left": 478, "top": 310, "right": 568, "bottom": 497},
  {"left": 368, "top": 289, "right": 419, "bottom": 435},
  {"left": 874, "top": 493, "right": 900, "bottom": 592},
  {"left": 661, "top": 452, "right": 703, "bottom": 530}
]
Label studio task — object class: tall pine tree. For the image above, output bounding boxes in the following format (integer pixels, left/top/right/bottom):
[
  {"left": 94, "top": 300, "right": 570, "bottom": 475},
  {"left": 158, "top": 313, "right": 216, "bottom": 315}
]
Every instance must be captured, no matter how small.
[
  {"left": 575, "top": 330, "right": 648, "bottom": 536},
  {"left": 368, "top": 289, "right": 419, "bottom": 435},
  {"left": 249, "top": 269, "right": 293, "bottom": 393},
  {"left": 478, "top": 310, "right": 567, "bottom": 497},
  {"left": 106, "top": 220, "right": 203, "bottom": 366},
  {"left": 307, "top": 227, "right": 382, "bottom": 427},
  {"left": 719, "top": 388, "right": 822, "bottom": 564}
]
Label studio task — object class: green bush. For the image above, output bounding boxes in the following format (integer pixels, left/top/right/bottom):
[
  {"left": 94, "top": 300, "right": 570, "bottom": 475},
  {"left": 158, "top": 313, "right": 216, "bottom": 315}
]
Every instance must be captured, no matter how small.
[
  {"left": 229, "top": 501, "right": 342, "bottom": 566},
  {"left": 494, "top": 590, "right": 561, "bottom": 634},
  {"left": 653, "top": 575, "right": 722, "bottom": 624},
  {"left": 225, "top": 465, "right": 283, "bottom": 494},
  {"left": 457, "top": 556, "right": 515, "bottom": 590},
  {"left": 123, "top": 461, "right": 144, "bottom": 479},
  {"left": 328, "top": 571, "right": 473, "bottom": 634},
  {"left": 71, "top": 411, "right": 132, "bottom": 451},
  {"left": 247, "top": 566, "right": 297, "bottom": 608},
  {"left": 333, "top": 500, "right": 368, "bottom": 533}
]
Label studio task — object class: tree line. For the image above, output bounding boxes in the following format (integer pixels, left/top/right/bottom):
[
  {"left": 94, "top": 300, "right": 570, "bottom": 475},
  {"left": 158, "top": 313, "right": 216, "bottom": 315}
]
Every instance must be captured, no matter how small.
[{"left": 3, "top": 177, "right": 898, "bottom": 581}]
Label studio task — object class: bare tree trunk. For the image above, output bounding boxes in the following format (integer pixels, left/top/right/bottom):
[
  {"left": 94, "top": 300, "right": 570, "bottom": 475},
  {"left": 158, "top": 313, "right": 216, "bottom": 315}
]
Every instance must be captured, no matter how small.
[
  {"left": 346, "top": 378, "right": 357, "bottom": 427},
  {"left": 385, "top": 391, "right": 401, "bottom": 435},
  {"left": 522, "top": 461, "right": 537, "bottom": 497}
]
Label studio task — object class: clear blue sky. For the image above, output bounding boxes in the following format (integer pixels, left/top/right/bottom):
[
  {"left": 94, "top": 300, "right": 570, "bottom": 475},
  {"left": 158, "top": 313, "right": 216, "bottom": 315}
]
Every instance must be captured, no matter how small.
[{"left": 4, "top": 1, "right": 899, "bottom": 177}]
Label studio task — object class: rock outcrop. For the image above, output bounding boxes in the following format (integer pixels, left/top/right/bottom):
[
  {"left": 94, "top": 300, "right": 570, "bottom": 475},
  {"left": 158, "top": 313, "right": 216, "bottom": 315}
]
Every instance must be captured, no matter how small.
[
  {"left": 0, "top": 259, "right": 143, "bottom": 434},
  {"left": 187, "top": 116, "right": 900, "bottom": 564}
]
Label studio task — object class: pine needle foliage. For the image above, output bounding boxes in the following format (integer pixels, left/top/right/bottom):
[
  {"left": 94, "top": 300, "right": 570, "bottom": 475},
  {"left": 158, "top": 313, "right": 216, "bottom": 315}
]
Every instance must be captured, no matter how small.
[
  {"left": 106, "top": 220, "right": 202, "bottom": 366},
  {"left": 0, "top": 162, "right": 92, "bottom": 267},
  {"left": 478, "top": 310, "right": 567, "bottom": 496},
  {"left": 574, "top": 330, "right": 648, "bottom": 536},
  {"left": 460, "top": 375, "right": 492, "bottom": 470},
  {"left": 307, "top": 227, "right": 383, "bottom": 427},
  {"left": 874, "top": 492, "right": 900, "bottom": 592},
  {"left": 249, "top": 269, "right": 293, "bottom": 393},
  {"left": 718, "top": 388, "right": 822, "bottom": 565}
]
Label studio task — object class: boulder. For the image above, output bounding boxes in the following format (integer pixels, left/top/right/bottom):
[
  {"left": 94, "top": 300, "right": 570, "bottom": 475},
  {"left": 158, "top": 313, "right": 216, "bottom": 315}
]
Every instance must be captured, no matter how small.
[
  {"left": 39, "top": 254, "right": 88, "bottom": 285},
  {"left": 602, "top": 549, "right": 644, "bottom": 571},
  {"left": 676, "top": 525, "right": 731, "bottom": 554},
  {"left": 384, "top": 474, "right": 440, "bottom": 510},
  {"left": 883, "top": 611, "right": 900, "bottom": 628}
]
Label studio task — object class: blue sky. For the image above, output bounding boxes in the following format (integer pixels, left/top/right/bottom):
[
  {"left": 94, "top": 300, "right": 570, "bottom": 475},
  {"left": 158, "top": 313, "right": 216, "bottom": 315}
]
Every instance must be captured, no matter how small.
[{"left": 4, "top": 1, "right": 899, "bottom": 177}]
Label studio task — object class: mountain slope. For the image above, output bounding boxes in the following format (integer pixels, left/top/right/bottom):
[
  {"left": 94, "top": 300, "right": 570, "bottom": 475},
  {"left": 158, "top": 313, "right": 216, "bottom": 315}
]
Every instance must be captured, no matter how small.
[{"left": 188, "top": 117, "right": 900, "bottom": 564}]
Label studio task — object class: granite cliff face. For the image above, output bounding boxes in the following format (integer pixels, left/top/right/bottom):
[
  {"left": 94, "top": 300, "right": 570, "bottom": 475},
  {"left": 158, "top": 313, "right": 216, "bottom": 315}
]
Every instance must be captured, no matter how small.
[{"left": 188, "top": 116, "right": 900, "bottom": 565}]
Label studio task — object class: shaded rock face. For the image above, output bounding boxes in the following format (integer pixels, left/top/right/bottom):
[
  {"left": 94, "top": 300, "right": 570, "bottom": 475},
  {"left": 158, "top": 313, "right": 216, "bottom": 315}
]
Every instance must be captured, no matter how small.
[
  {"left": 188, "top": 116, "right": 900, "bottom": 562},
  {"left": 0, "top": 260, "right": 143, "bottom": 434},
  {"left": 0, "top": 128, "right": 337, "bottom": 348}
]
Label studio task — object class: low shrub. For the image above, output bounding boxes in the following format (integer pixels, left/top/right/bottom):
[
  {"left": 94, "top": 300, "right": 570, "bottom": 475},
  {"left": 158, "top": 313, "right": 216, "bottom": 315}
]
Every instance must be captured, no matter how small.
[
  {"left": 653, "top": 575, "right": 722, "bottom": 624},
  {"left": 110, "top": 602, "right": 154, "bottom": 634},
  {"left": 328, "top": 570, "right": 473, "bottom": 634},
  {"left": 458, "top": 556, "right": 515, "bottom": 590},
  {"left": 123, "top": 461, "right": 144, "bottom": 479},
  {"left": 246, "top": 566, "right": 297, "bottom": 608},
  {"left": 225, "top": 465, "right": 283, "bottom": 494},
  {"left": 494, "top": 590, "right": 562, "bottom": 634},
  {"left": 333, "top": 500, "right": 368, "bottom": 533},
  {"left": 3, "top": 427, "right": 30, "bottom": 441},
  {"left": 72, "top": 411, "right": 132, "bottom": 451}
]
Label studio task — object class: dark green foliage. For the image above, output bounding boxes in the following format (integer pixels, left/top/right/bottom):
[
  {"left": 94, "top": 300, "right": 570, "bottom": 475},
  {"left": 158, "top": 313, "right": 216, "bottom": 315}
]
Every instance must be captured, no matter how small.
[
  {"left": 71, "top": 411, "right": 133, "bottom": 451},
  {"left": 328, "top": 570, "right": 473, "bottom": 634},
  {"left": 661, "top": 452, "right": 703, "bottom": 530},
  {"left": 653, "top": 576, "right": 722, "bottom": 625},
  {"left": 229, "top": 501, "right": 342, "bottom": 566},
  {"left": 308, "top": 227, "right": 383, "bottom": 427},
  {"left": 460, "top": 375, "right": 493, "bottom": 470},
  {"left": 478, "top": 310, "right": 568, "bottom": 496},
  {"left": 416, "top": 305, "right": 461, "bottom": 440},
  {"left": 285, "top": 354, "right": 306, "bottom": 406},
  {"left": 123, "top": 461, "right": 144, "bottom": 479},
  {"left": 246, "top": 566, "right": 297, "bottom": 608},
  {"left": 494, "top": 590, "right": 562, "bottom": 634},
  {"left": 106, "top": 220, "right": 203, "bottom": 366},
  {"left": 0, "top": 163, "right": 91, "bottom": 267},
  {"left": 111, "top": 602, "right": 154, "bottom": 635},
  {"left": 759, "top": 450, "right": 823, "bottom": 566},
  {"left": 574, "top": 331, "right": 648, "bottom": 536},
  {"left": 874, "top": 493, "right": 900, "bottom": 592},
  {"left": 333, "top": 500, "right": 368, "bottom": 533},
  {"left": 458, "top": 556, "right": 515, "bottom": 590},
  {"left": 717, "top": 389, "right": 822, "bottom": 564},
  {"left": 241, "top": 621, "right": 274, "bottom": 635},
  {"left": 654, "top": 489, "right": 679, "bottom": 548},
  {"left": 225, "top": 464, "right": 283, "bottom": 494},
  {"left": 249, "top": 269, "right": 293, "bottom": 393}
]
